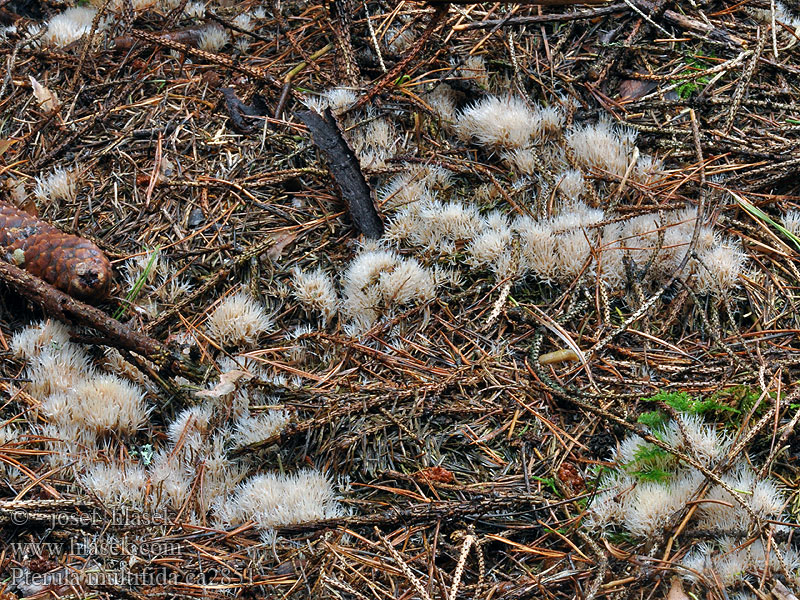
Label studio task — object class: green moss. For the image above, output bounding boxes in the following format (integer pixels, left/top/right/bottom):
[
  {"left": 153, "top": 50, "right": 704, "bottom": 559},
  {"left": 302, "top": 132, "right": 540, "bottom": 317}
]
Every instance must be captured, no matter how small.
[
  {"left": 628, "top": 467, "right": 671, "bottom": 483},
  {"left": 641, "top": 390, "right": 738, "bottom": 416}
]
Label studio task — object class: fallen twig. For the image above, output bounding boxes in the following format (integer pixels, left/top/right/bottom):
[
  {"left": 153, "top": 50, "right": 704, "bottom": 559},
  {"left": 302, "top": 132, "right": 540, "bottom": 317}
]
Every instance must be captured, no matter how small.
[{"left": 0, "top": 260, "right": 206, "bottom": 382}]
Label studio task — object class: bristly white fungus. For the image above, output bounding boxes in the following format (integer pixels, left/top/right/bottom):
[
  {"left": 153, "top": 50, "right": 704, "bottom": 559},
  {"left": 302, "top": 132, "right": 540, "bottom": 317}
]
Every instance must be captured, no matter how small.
[
  {"left": 622, "top": 214, "right": 662, "bottom": 266},
  {"left": 33, "top": 167, "right": 78, "bottom": 203},
  {"left": 467, "top": 223, "right": 512, "bottom": 269},
  {"left": 455, "top": 95, "right": 539, "bottom": 149},
  {"left": 693, "top": 239, "right": 747, "bottom": 294},
  {"left": 425, "top": 84, "right": 457, "bottom": 125},
  {"left": 342, "top": 249, "right": 436, "bottom": 332},
  {"left": 420, "top": 201, "right": 483, "bottom": 245},
  {"left": 183, "top": 1, "right": 205, "bottom": 18},
  {"left": 168, "top": 405, "right": 214, "bottom": 452},
  {"left": 39, "top": 421, "right": 98, "bottom": 469},
  {"left": 352, "top": 116, "right": 396, "bottom": 169},
  {"left": 10, "top": 320, "right": 71, "bottom": 361},
  {"left": 457, "top": 55, "right": 489, "bottom": 88},
  {"left": 123, "top": 250, "right": 161, "bottom": 290},
  {"left": 235, "top": 38, "right": 250, "bottom": 54},
  {"left": 621, "top": 469, "right": 703, "bottom": 537},
  {"left": 45, "top": 7, "right": 101, "bottom": 47},
  {"left": 671, "top": 413, "right": 730, "bottom": 466},
  {"left": 0, "top": 25, "right": 16, "bottom": 41},
  {"left": 584, "top": 410, "right": 788, "bottom": 557},
  {"left": 232, "top": 13, "right": 253, "bottom": 31},
  {"left": 597, "top": 224, "right": 625, "bottom": 288},
  {"left": 149, "top": 450, "right": 192, "bottom": 511},
  {"left": 555, "top": 169, "right": 587, "bottom": 201},
  {"left": 197, "top": 25, "right": 230, "bottom": 52},
  {"left": 0, "top": 425, "right": 22, "bottom": 484},
  {"left": 70, "top": 375, "right": 150, "bottom": 434},
  {"left": 214, "top": 469, "right": 344, "bottom": 530},
  {"left": 538, "top": 105, "right": 566, "bottom": 139},
  {"left": 583, "top": 471, "right": 634, "bottom": 531},
  {"left": 361, "top": 118, "right": 394, "bottom": 153},
  {"left": 713, "top": 540, "right": 750, "bottom": 585},
  {"left": 680, "top": 543, "right": 712, "bottom": 582},
  {"left": 292, "top": 268, "right": 340, "bottom": 323},
  {"left": 749, "top": 478, "right": 786, "bottom": 517},
  {"left": 555, "top": 229, "right": 593, "bottom": 279},
  {"left": 195, "top": 434, "right": 247, "bottom": 514},
  {"left": 378, "top": 257, "right": 435, "bottom": 305},
  {"left": 377, "top": 172, "right": 432, "bottom": 211},
  {"left": 751, "top": 1, "right": 800, "bottom": 30},
  {"left": 81, "top": 462, "right": 148, "bottom": 507},
  {"left": 551, "top": 202, "right": 605, "bottom": 232},
  {"left": 566, "top": 118, "right": 638, "bottom": 177},
  {"left": 233, "top": 410, "right": 290, "bottom": 448},
  {"left": 514, "top": 217, "right": 557, "bottom": 281},
  {"left": 40, "top": 393, "right": 73, "bottom": 425},
  {"left": 206, "top": 293, "right": 273, "bottom": 347},
  {"left": 782, "top": 210, "right": 800, "bottom": 236},
  {"left": 26, "top": 343, "right": 95, "bottom": 398},
  {"left": 634, "top": 155, "right": 663, "bottom": 184},
  {"left": 390, "top": 199, "right": 482, "bottom": 252},
  {"left": 502, "top": 148, "right": 540, "bottom": 176},
  {"left": 679, "top": 538, "right": 797, "bottom": 588},
  {"left": 343, "top": 249, "right": 400, "bottom": 299},
  {"left": 304, "top": 87, "right": 358, "bottom": 115}
]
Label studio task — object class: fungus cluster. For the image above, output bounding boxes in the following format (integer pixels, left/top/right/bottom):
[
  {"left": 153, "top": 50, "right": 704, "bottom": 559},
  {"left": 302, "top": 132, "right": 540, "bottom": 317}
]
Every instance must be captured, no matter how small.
[
  {"left": 584, "top": 409, "right": 796, "bottom": 595},
  {"left": 289, "top": 83, "right": 747, "bottom": 338},
  {"left": 9, "top": 319, "right": 340, "bottom": 538}
]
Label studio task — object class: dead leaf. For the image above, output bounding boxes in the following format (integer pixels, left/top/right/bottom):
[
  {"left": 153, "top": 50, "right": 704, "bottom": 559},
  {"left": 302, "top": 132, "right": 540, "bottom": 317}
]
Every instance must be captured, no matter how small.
[
  {"left": 265, "top": 230, "right": 298, "bottom": 260},
  {"left": 195, "top": 369, "right": 253, "bottom": 399},
  {"left": 618, "top": 78, "right": 657, "bottom": 101},
  {"left": 29, "top": 76, "right": 59, "bottom": 112},
  {"left": 666, "top": 577, "right": 689, "bottom": 600},
  {"left": 0, "top": 138, "right": 17, "bottom": 158}
]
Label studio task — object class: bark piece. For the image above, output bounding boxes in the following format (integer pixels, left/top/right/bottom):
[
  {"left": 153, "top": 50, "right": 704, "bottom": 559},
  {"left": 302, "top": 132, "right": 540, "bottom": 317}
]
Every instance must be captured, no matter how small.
[
  {"left": 297, "top": 108, "right": 384, "bottom": 239},
  {"left": 220, "top": 87, "right": 269, "bottom": 132}
]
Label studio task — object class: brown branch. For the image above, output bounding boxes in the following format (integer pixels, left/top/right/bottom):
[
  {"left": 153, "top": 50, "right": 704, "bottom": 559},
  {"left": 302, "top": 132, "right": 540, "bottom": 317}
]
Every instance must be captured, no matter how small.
[
  {"left": 276, "top": 494, "right": 557, "bottom": 534},
  {"left": 0, "top": 260, "right": 206, "bottom": 382}
]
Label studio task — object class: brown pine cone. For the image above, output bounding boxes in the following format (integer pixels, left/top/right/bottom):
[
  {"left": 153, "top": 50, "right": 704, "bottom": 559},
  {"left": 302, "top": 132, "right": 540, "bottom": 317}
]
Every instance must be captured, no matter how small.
[{"left": 0, "top": 202, "right": 111, "bottom": 301}]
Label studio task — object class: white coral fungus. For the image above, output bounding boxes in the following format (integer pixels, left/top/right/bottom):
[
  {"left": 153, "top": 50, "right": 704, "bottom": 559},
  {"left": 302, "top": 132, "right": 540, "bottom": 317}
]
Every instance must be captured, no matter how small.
[
  {"left": 215, "top": 469, "right": 344, "bottom": 530},
  {"left": 206, "top": 293, "right": 273, "bottom": 347}
]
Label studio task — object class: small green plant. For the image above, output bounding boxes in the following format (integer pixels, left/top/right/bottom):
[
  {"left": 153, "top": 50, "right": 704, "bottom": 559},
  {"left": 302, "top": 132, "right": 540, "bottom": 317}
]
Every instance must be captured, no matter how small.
[
  {"left": 114, "top": 247, "right": 160, "bottom": 320},
  {"left": 530, "top": 475, "right": 560, "bottom": 496},
  {"left": 730, "top": 191, "right": 800, "bottom": 252},
  {"left": 623, "top": 441, "right": 673, "bottom": 482},
  {"left": 606, "top": 530, "right": 635, "bottom": 545},
  {"left": 709, "top": 385, "right": 777, "bottom": 418}
]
